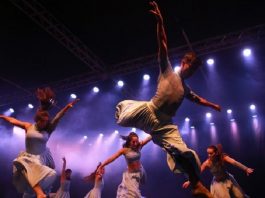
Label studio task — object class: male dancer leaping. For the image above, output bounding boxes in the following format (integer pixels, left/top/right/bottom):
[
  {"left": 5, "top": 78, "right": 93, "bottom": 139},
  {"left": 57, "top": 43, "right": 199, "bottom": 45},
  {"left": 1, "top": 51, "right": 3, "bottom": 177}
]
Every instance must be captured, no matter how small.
[{"left": 115, "top": 2, "right": 221, "bottom": 197}]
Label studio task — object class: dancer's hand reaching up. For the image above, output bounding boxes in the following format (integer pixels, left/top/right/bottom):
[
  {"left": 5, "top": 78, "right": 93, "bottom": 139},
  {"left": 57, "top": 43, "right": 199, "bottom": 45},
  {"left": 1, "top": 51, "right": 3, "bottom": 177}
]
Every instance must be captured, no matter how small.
[
  {"left": 212, "top": 104, "right": 221, "bottom": 112},
  {"left": 246, "top": 168, "right": 254, "bottom": 176},
  {"left": 182, "top": 181, "right": 190, "bottom": 189},
  {"left": 68, "top": 98, "right": 80, "bottom": 108},
  {"left": 149, "top": 1, "right": 163, "bottom": 24}
]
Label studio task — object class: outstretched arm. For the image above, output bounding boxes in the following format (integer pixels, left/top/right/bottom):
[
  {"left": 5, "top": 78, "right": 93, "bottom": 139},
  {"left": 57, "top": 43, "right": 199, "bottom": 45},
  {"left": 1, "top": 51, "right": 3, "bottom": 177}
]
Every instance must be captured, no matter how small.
[
  {"left": 0, "top": 115, "right": 31, "bottom": 130},
  {"left": 149, "top": 1, "right": 170, "bottom": 73},
  {"left": 49, "top": 99, "right": 79, "bottom": 132},
  {"left": 100, "top": 148, "right": 124, "bottom": 168},
  {"left": 60, "top": 157, "right": 67, "bottom": 183},
  {"left": 140, "top": 135, "right": 152, "bottom": 148},
  {"left": 185, "top": 89, "right": 221, "bottom": 112},
  {"left": 224, "top": 155, "right": 254, "bottom": 176}
]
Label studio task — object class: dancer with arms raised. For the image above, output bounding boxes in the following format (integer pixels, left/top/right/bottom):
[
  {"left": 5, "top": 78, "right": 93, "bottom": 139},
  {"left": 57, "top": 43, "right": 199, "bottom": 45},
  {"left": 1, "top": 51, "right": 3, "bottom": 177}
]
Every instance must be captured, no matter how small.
[{"left": 115, "top": 2, "right": 221, "bottom": 197}]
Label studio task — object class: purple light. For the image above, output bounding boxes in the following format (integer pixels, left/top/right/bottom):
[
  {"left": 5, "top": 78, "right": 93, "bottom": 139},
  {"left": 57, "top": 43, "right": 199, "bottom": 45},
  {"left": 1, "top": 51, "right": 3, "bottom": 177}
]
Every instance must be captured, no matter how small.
[
  {"left": 227, "top": 109, "right": 232, "bottom": 114},
  {"left": 70, "top": 94, "right": 77, "bottom": 99},
  {"left": 185, "top": 117, "right": 190, "bottom": 122},
  {"left": 13, "top": 126, "right": 24, "bottom": 136},
  {"left": 117, "top": 80, "right": 124, "bottom": 87},
  {"left": 174, "top": 66, "right": 181, "bottom": 73},
  {"left": 190, "top": 127, "right": 197, "bottom": 148},
  {"left": 250, "top": 104, "right": 256, "bottom": 110},
  {"left": 93, "top": 86, "right": 99, "bottom": 93},
  {"left": 230, "top": 120, "right": 239, "bottom": 145},
  {"left": 210, "top": 124, "right": 217, "bottom": 144},
  {"left": 207, "top": 58, "right": 214, "bottom": 65},
  {"left": 243, "top": 48, "right": 251, "bottom": 57},
  {"left": 143, "top": 74, "right": 150, "bottom": 80},
  {"left": 206, "top": 112, "right": 212, "bottom": 118},
  {"left": 28, "top": 104, "right": 34, "bottom": 109}
]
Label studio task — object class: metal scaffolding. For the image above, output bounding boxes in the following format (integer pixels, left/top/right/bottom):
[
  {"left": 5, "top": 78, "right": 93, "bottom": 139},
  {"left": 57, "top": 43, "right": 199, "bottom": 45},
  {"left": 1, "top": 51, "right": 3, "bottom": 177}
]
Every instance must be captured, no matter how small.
[
  {"left": 2, "top": 0, "right": 265, "bottom": 107},
  {"left": 1, "top": 23, "right": 265, "bottom": 107},
  {"left": 9, "top": 0, "right": 105, "bottom": 72}
]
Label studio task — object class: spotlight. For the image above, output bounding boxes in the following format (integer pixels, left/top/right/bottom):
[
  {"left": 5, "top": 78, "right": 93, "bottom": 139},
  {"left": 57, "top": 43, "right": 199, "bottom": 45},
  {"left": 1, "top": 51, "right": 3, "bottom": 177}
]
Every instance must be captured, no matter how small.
[
  {"left": 93, "top": 87, "right": 99, "bottom": 93},
  {"left": 185, "top": 117, "right": 190, "bottom": 122},
  {"left": 9, "top": 108, "right": 15, "bottom": 113},
  {"left": 114, "top": 130, "right": 119, "bottom": 134},
  {"left": 131, "top": 128, "right": 136, "bottom": 132},
  {"left": 28, "top": 104, "right": 34, "bottom": 109},
  {"left": 174, "top": 66, "right": 181, "bottom": 73},
  {"left": 99, "top": 133, "right": 104, "bottom": 137},
  {"left": 243, "top": 48, "right": 251, "bottom": 57},
  {"left": 117, "top": 80, "right": 124, "bottom": 87},
  {"left": 143, "top": 74, "right": 150, "bottom": 80},
  {"left": 230, "top": 118, "right": 235, "bottom": 122},
  {"left": 227, "top": 109, "right": 232, "bottom": 114},
  {"left": 207, "top": 58, "right": 214, "bottom": 65},
  {"left": 70, "top": 94, "right": 77, "bottom": 99},
  {"left": 83, "top": 135, "right": 88, "bottom": 139},
  {"left": 13, "top": 126, "right": 24, "bottom": 136},
  {"left": 210, "top": 122, "right": 215, "bottom": 125},
  {"left": 190, "top": 126, "right": 195, "bottom": 129},
  {"left": 249, "top": 104, "right": 256, "bottom": 110},
  {"left": 206, "top": 112, "right": 212, "bottom": 118},
  {"left": 252, "top": 115, "right": 257, "bottom": 118}
]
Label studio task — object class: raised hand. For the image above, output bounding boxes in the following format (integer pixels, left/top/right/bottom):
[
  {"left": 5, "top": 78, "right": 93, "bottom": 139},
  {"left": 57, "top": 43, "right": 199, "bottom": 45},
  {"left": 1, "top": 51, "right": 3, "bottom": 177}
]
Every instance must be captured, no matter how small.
[
  {"left": 68, "top": 98, "right": 80, "bottom": 108},
  {"left": 246, "top": 168, "right": 254, "bottom": 176},
  {"left": 213, "top": 104, "right": 221, "bottom": 112},
  {"left": 182, "top": 181, "right": 191, "bottom": 189},
  {"left": 149, "top": 1, "right": 163, "bottom": 23}
]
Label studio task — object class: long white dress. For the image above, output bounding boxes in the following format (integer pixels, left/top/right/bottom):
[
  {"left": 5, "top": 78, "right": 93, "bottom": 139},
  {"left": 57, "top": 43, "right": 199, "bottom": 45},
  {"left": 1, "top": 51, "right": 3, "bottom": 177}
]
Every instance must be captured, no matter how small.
[
  {"left": 116, "top": 149, "right": 146, "bottom": 198},
  {"left": 13, "top": 124, "right": 57, "bottom": 197},
  {"left": 84, "top": 178, "right": 104, "bottom": 198},
  {"left": 209, "top": 161, "right": 248, "bottom": 198},
  {"left": 52, "top": 180, "right": 71, "bottom": 198}
]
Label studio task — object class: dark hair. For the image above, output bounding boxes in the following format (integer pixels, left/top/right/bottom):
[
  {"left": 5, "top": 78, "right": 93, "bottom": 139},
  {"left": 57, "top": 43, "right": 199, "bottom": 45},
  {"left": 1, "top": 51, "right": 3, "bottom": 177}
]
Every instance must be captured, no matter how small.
[
  {"left": 207, "top": 144, "right": 224, "bottom": 164},
  {"left": 182, "top": 52, "right": 202, "bottom": 71},
  {"left": 34, "top": 87, "right": 56, "bottom": 132},
  {"left": 65, "top": 169, "right": 72, "bottom": 180},
  {"left": 121, "top": 132, "right": 139, "bottom": 148},
  {"left": 34, "top": 110, "right": 50, "bottom": 122},
  {"left": 36, "top": 87, "right": 56, "bottom": 111},
  {"left": 84, "top": 162, "right": 101, "bottom": 183}
]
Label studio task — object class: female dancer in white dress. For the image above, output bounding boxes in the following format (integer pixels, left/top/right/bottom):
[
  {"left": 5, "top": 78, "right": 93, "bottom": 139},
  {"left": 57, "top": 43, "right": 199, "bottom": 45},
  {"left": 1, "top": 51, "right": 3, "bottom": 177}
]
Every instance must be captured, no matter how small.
[
  {"left": 99, "top": 132, "right": 151, "bottom": 198},
  {"left": 50, "top": 157, "right": 72, "bottom": 198},
  {"left": 84, "top": 163, "right": 105, "bottom": 198},
  {"left": 183, "top": 144, "right": 254, "bottom": 198},
  {"left": 0, "top": 87, "right": 78, "bottom": 198}
]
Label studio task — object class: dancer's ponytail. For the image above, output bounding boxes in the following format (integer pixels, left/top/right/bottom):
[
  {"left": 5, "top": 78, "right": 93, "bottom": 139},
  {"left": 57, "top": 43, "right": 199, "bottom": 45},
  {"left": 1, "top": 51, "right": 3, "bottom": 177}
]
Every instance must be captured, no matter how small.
[{"left": 36, "top": 87, "right": 56, "bottom": 111}]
